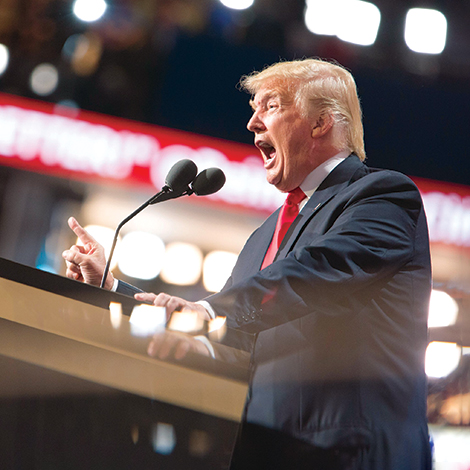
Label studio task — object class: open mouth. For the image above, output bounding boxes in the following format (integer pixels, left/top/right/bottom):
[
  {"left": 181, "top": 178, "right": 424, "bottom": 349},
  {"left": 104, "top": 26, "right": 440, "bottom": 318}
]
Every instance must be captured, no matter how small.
[{"left": 256, "top": 141, "right": 276, "bottom": 163}]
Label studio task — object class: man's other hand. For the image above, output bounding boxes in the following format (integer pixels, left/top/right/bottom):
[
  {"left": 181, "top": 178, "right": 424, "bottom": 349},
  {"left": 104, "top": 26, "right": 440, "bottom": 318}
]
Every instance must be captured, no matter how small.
[{"left": 135, "top": 292, "right": 212, "bottom": 322}]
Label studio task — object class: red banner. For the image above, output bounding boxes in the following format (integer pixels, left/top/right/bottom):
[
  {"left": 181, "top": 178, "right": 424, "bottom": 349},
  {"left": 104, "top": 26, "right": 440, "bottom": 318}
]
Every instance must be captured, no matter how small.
[
  {"left": 0, "top": 92, "right": 469, "bottom": 248},
  {"left": 0, "top": 92, "right": 284, "bottom": 215}
]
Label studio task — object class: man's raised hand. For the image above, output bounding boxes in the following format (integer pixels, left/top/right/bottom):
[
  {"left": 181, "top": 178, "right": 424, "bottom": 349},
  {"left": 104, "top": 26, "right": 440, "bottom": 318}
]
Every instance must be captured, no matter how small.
[{"left": 62, "top": 217, "right": 114, "bottom": 289}]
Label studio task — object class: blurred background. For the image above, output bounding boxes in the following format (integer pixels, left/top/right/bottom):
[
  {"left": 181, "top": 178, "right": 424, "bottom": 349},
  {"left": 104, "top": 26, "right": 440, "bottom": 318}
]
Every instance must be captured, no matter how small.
[{"left": 0, "top": 0, "right": 469, "bottom": 467}]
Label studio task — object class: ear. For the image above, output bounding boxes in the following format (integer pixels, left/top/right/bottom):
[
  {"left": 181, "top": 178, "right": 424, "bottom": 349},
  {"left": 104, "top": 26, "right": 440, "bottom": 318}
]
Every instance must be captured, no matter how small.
[{"left": 311, "top": 113, "right": 334, "bottom": 138}]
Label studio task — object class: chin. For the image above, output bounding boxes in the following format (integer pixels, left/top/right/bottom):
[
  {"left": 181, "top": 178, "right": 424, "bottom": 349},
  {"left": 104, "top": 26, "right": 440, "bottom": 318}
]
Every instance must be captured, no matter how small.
[
  {"left": 267, "top": 172, "right": 289, "bottom": 192},
  {"left": 273, "top": 183, "right": 290, "bottom": 193}
]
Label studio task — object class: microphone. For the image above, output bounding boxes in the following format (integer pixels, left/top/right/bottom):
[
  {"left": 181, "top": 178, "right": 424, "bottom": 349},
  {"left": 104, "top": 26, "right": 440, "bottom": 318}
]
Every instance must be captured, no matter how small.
[
  {"left": 165, "top": 159, "right": 198, "bottom": 193},
  {"left": 148, "top": 159, "right": 198, "bottom": 204},
  {"left": 190, "top": 167, "right": 226, "bottom": 196},
  {"left": 99, "top": 161, "right": 226, "bottom": 288},
  {"left": 100, "top": 159, "right": 197, "bottom": 288}
]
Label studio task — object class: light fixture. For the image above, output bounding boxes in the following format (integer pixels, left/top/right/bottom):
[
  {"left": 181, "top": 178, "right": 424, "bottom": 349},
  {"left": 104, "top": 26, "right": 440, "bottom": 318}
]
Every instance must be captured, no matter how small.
[
  {"left": 425, "top": 341, "right": 461, "bottom": 378},
  {"left": 118, "top": 231, "right": 165, "bottom": 280},
  {"left": 0, "top": 44, "right": 9, "bottom": 76},
  {"left": 29, "top": 63, "right": 59, "bottom": 96},
  {"left": 219, "top": 0, "right": 254, "bottom": 11},
  {"left": 336, "top": 0, "right": 381, "bottom": 46},
  {"left": 304, "top": 0, "right": 381, "bottom": 46},
  {"left": 404, "top": 8, "right": 447, "bottom": 54},
  {"left": 203, "top": 250, "right": 237, "bottom": 292},
  {"left": 304, "top": 0, "right": 340, "bottom": 36},
  {"left": 160, "top": 242, "right": 203, "bottom": 286},
  {"left": 428, "top": 289, "right": 459, "bottom": 328},
  {"left": 73, "top": 0, "right": 107, "bottom": 22}
]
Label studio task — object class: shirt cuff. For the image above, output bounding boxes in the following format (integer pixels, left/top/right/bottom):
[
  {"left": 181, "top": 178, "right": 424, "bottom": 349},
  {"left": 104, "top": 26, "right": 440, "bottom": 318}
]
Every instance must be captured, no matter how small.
[
  {"left": 197, "top": 300, "right": 216, "bottom": 320},
  {"left": 111, "top": 278, "right": 119, "bottom": 292}
]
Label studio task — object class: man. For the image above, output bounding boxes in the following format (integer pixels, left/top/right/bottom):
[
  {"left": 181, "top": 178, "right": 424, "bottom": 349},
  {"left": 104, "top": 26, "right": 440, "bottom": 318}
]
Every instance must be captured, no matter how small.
[{"left": 63, "top": 58, "right": 432, "bottom": 469}]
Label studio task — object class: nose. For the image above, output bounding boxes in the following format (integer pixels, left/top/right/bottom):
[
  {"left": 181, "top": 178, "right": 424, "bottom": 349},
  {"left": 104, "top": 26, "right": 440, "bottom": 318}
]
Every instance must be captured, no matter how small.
[{"left": 247, "top": 110, "right": 266, "bottom": 133}]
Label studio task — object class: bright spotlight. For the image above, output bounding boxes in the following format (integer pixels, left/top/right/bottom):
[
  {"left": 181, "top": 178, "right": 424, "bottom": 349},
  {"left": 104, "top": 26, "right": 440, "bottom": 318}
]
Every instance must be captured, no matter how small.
[
  {"left": 203, "top": 251, "right": 237, "bottom": 293},
  {"left": 405, "top": 8, "right": 447, "bottom": 54},
  {"left": 29, "top": 63, "right": 59, "bottom": 96},
  {"left": 425, "top": 341, "right": 461, "bottom": 378},
  {"left": 304, "top": 0, "right": 338, "bottom": 36},
  {"left": 160, "top": 242, "right": 203, "bottom": 286},
  {"left": 219, "top": 0, "right": 254, "bottom": 10},
  {"left": 118, "top": 231, "right": 165, "bottom": 280},
  {"left": 0, "top": 44, "right": 9, "bottom": 75},
  {"left": 73, "top": 0, "right": 107, "bottom": 22},
  {"left": 336, "top": 0, "right": 381, "bottom": 46},
  {"left": 305, "top": 0, "right": 381, "bottom": 46},
  {"left": 428, "top": 290, "right": 459, "bottom": 328}
]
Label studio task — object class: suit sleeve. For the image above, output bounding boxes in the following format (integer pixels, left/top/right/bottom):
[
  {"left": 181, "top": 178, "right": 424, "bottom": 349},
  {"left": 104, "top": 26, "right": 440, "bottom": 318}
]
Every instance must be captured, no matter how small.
[
  {"left": 205, "top": 171, "right": 426, "bottom": 333},
  {"left": 116, "top": 280, "right": 144, "bottom": 297}
]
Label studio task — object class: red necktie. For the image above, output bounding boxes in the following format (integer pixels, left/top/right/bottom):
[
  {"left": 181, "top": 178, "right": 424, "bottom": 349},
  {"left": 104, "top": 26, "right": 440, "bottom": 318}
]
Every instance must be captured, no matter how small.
[{"left": 261, "top": 187, "right": 306, "bottom": 269}]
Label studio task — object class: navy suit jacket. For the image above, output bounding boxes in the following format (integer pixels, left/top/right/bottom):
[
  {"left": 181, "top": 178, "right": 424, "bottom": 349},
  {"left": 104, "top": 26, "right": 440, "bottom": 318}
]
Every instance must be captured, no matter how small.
[{"left": 206, "top": 155, "right": 432, "bottom": 470}]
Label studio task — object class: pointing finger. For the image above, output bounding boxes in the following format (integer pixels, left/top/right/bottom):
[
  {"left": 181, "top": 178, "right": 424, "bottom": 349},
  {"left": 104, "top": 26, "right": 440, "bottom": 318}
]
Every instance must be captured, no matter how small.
[{"left": 68, "top": 217, "right": 96, "bottom": 246}]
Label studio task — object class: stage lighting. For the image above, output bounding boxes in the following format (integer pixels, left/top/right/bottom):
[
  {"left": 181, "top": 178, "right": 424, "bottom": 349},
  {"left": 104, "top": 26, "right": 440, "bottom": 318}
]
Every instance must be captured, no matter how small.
[
  {"left": 304, "top": 0, "right": 337, "bottom": 36},
  {"left": 405, "top": 8, "right": 447, "bottom": 54},
  {"left": 203, "top": 250, "right": 237, "bottom": 292},
  {"left": 0, "top": 44, "right": 9, "bottom": 76},
  {"left": 425, "top": 341, "right": 461, "bottom": 378},
  {"left": 428, "top": 289, "right": 459, "bottom": 328},
  {"left": 118, "top": 231, "right": 165, "bottom": 280},
  {"left": 336, "top": 0, "right": 381, "bottom": 46},
  {"left": 160, "top": 242, "right": 203, "bottom": 286},
  {"left": 305, "top": 0, "right": 381, "bottom": 46},
  {"left": 219, "top": 0, "right": 254, "bottom": 10},
  {"left": 29, "top": 63, "right": 59, "bottom": 96},
  {"left": 73, "top": 0, "right": 107, "bottom": 23}
]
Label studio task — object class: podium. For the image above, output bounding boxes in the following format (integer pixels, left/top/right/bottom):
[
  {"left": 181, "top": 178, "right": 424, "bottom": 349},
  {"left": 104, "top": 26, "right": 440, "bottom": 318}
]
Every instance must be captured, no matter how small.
[{"left": 0, "top": 258, "right": 250, "bottom": 469}]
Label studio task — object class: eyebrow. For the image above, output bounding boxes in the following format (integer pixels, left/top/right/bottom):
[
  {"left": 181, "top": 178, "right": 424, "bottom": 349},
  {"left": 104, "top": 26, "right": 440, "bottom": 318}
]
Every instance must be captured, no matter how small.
[{"left": 249, "top": 91, "right": 281, "bottom": 110}]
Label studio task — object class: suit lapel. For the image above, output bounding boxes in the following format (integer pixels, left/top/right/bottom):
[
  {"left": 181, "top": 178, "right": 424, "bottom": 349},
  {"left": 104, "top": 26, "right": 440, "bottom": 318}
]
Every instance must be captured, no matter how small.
[{"left": 275, "top": 155, "right": 364, "bottom": 261}]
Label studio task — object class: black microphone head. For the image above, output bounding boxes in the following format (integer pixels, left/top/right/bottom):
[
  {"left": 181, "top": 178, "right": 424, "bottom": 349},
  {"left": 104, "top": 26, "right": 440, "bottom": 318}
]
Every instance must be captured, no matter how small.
[
  {"left": 165, "top": 159, "right": 198, "bottom": 193},
  {"left": 191, "top": 168, "right": 226, "bottom": 196}
]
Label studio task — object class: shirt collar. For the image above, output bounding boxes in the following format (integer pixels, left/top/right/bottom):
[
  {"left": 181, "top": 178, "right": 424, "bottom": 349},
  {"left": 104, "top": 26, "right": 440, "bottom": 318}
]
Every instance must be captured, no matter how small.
[{"left": 300, "top": 150, "right": 350, "bottom": 200}]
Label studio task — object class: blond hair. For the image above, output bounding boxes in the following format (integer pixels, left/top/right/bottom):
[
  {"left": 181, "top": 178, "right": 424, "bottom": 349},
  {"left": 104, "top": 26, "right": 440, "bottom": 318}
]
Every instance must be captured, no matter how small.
[{"left": 239, "top": 58, "right": 366, "bottom": 161}]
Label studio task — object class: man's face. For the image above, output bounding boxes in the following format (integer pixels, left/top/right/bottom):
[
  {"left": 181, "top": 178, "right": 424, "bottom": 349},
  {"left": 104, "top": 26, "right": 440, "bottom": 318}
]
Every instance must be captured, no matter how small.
[{"left": 247, "top": 82, "right": 317, "bottom": 192}]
